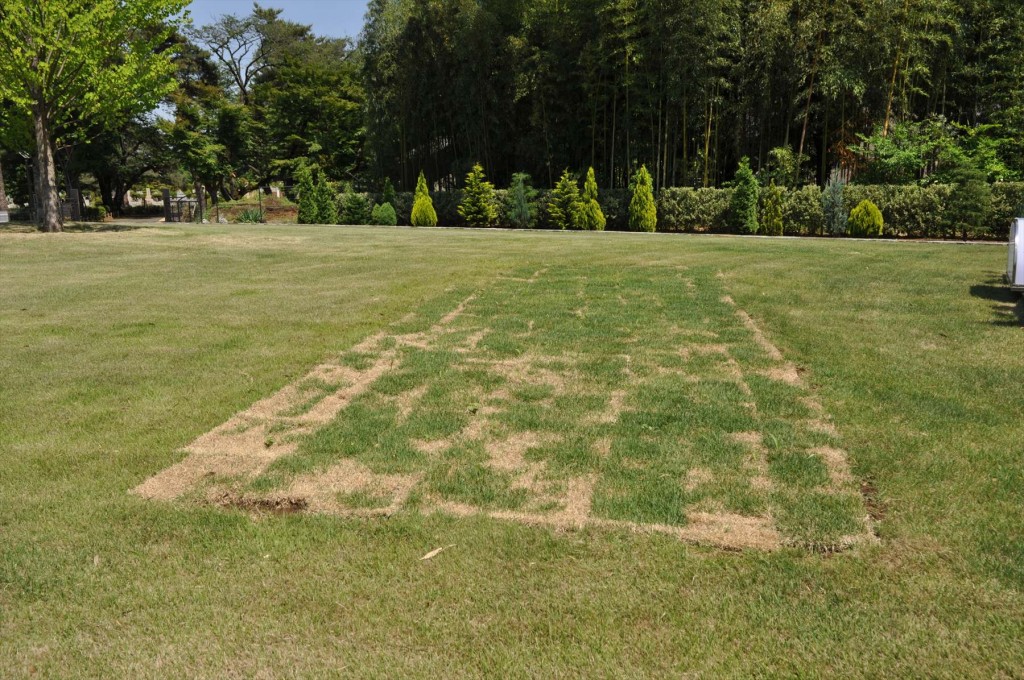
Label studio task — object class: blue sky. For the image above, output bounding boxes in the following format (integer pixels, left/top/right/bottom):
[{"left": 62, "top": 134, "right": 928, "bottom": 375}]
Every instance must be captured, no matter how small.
[{"left": 186, "top": 0, "right": 370, "bottom": 39}]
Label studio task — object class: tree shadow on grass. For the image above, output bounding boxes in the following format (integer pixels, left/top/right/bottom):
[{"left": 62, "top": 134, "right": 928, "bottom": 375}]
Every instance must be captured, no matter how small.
[
  {"left": 971, "top": 278, "right": 1023, "bottom": 327},
  {"left": 64, "top": 222, "right": 151, "bottom": 233}
]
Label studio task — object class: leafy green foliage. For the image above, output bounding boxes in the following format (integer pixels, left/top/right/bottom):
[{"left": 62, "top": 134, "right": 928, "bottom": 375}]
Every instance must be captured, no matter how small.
[
  {"left": 731, "top": 158, "right": 759, "bottom": 234},
  {"left": 505, "top": 173, "right": 538, "bottom": 229},
  {"left": 0, "top": 0, "right": 188, "bottom": 230},
  {"left": 338, "top": 189, "right": 369, "bottom": 225},
  {"left": 945, "top": 167, "right": 994, "bottom": 240},
  {"left": 382, "top": 178, "right": 397, "bottom": 206},
  {"left": 371, "top": 202, "right": 398, "bottom": 226},
  {"left": 848, "top": 200, "right": 884, "bottom": 238},
  {"left": 296, "top": 168, "right": 318, "bottom": 225},
  {"left": 760, "top": 181, "right": 785, "bottom": 236},
  {"left": 628, "top": 166, "right": 657, "bottom": 232},
  {"left": 411, "top": 171, "right": 438, "bottom": 227},
  {"left": 548, "top": 170, "right": 583, "bottom": 231},
  {"left": 458, "top": 164, "right": 498, "bottom": 227},
  {"left": 579, "top": 167, "right": 607, "bottom": 231},
  {"left": 783, "top": 186, "right": 824, "bottom": 236},
  {"left": 235, "top": 208, "right": 266, "bottom": 224},
  {"left": 314, "top": 176, "right": 338, "bottom": 224},
  {"left": 758, "top": 147, "right": 811, "bottom": 188},
  {"left": 822, "top": 178, "right": 848, "bottom": 236}
]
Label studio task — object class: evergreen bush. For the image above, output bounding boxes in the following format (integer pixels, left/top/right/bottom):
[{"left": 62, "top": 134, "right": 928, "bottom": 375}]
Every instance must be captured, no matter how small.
[
  {"left": 411, "top": 171, "right": 438, "bottom": 227},
  {"left": 506, "top": 173, "right": 538, "bottom": 229},
  {"left": 579, "top": 167, "right": 606, "bottom": 231},
  {"left": 783, "top": 185, "right": 824, "bottom": 235},
  {"left": 945, "top": 167, "right": 993, "bottom": 240},
  {"left": 338, "top": 188, "right": 369, "bottom": 225},
  {"left": 458, "top": 163, "right": 498, "bottom": 227},
  {"left": 731, "top": 157, "right": 759, "bottom": 234},
  {"left": 822, "top": 177, "right": 847, "bottom": 236},
  {"left": 548, "top": 170, "right": 582, "bottom": 230},
  {"left": 315, "top": 175, "right": 339, "bottom": 224},
  {"left": 382, "top": 177, "right": 396, "bottom": 206},
  {"left": 760, "top": 180, "right": 785, "bottom": 236},
  {"left": 628, "top": 165, "right": 657, "bottom": 232},
  {"left": 371, "top": 202, "right": 398, "bottom": 226},
  {"left": 848, "top": 199, "right": 884, "bottom": 237},
  {"left": 296, "top": 167, "right": 317, "bottom": 224}
]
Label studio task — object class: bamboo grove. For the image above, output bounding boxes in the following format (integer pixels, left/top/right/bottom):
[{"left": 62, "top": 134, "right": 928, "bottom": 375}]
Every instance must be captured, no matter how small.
[{"left": 362, "top": 0, "right": 1024, "bottom": 191}]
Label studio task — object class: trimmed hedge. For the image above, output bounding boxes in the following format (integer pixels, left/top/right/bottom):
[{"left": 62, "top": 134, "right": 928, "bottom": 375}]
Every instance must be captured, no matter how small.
[{"left": 344, "top": 181, "right": 1024, "bottom": 239}]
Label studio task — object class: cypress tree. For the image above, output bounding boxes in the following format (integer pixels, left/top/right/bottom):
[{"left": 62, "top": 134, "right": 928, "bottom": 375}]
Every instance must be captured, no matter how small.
[
  {"left": 506, "top": 173, "right": 538, "bottom": 229},
  {"left": 411, "top": 171, "right": 438, "bottom": 227},
  {"left": 458, "top": 163, "right": 498, "bottom": 227},
  {"left": 315, "top": 175, "right": 338, "bottom": 224},
  {"left": 371, "top": 202, "right": 398, "bottom": 226},
  {"left": 579, "top": 167, "right": 606, "bottom": 231},
  {"left": 338, "top": 187, "right": 369, "bottom": 225},
  {"left": 822, "top": 176, "right": 847, "bottom": 236},
  {"left": 296, "top": 167, "right": 317, "bottom": 224},
  {"left": 548, "top": 170, "right": 582, "bottom": 230},
  {"left": 628, "top": 165, "right": 657, "bottom": 232},
  {"left": 761, "top": 180, "right": 785, "bottom": 236},
  {"left": 731, "top": 157, "right": 760, "bottom": 234}
]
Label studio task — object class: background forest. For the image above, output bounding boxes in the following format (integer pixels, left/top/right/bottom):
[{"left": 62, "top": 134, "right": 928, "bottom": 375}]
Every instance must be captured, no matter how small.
[{"left": 1, "top": 0, "right": 1023, "bottom": 233}]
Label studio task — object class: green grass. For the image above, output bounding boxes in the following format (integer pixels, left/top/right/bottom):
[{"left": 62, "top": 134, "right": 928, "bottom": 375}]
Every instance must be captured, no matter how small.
[{"left": 2, "top": 223, "right": 1023, "bottom": 676}]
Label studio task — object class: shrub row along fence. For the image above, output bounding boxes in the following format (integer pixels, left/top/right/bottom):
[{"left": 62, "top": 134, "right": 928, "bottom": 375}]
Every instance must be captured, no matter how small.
[{"left": 351, "top": 182, "right": 1024, "bottom": 240}]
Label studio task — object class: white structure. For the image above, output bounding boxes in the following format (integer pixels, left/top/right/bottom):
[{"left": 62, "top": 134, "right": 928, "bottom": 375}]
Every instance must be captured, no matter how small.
[{"left": 1009, "top": 218, "right": 1024, "bottom": 292}]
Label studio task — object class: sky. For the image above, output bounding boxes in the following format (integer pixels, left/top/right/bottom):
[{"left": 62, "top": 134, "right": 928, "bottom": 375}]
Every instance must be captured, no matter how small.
[{"left": 186, "top": 0, "right": 370, "bottom": 39}]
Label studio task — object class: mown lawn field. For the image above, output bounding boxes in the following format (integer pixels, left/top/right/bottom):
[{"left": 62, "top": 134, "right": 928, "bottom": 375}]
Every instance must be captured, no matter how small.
[{"left": 1, "top": 224, "right": 1022, "bottom": 677}]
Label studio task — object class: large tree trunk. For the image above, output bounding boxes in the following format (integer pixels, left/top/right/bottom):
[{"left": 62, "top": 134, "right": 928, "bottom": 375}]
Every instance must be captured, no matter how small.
[{"left": 33, "top": 103, "right": 62, "bottom": 232}]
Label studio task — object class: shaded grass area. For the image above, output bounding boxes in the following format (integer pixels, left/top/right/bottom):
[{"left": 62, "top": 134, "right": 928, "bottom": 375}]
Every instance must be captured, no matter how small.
[{"left": 1, "top": 225, "right": 1022, "bottom": 676}]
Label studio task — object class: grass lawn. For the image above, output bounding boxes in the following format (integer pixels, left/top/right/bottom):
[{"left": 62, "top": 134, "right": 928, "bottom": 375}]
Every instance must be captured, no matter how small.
[{"left": 1, "top": 224, "right": 1022, "bottom": 676}]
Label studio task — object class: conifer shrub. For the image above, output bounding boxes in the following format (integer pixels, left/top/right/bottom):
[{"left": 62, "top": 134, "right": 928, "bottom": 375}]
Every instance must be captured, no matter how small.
[
  {"left": 760, "top": 180, "right": 785, "bottom": 236},
  {"left": 548, "top": 170, "right": 583, "bottom": 230},
  {"left": 382, "top": 177, "right": 396, "bottom": 206},
  {"left": 458, "top": 163, "right": 498, "bottom": 227},
  {"left": 822, "top": 177, "right": 847, "bottom": 236},
  {"left": 579, "top": 167, "right": 606, "bottom": 231},
  {"left": 848, "top": 199, "right": 884, "bottom": 237},
  {"left": 296, "top": 167, "right": 317, "bottom": 224},
  {"left": 506, "top": 173, "right": 538, "bottom": 229},
  {"left": 730, "top": 157, "right": 759, "bottom": 234},
  {"left": 371, "top": 202, "right": 398, "bottom": 226},
  {"left": 315, "top": 176, "right": 339, "bottom": 224},
  {"left": 411, "top": 171, "right": 438, "bottom": 227},
  {"left": 338, "top": 187, "right": 369, "bottom": 225},
  {"left": 628, "top": 165, "right": 657, "bottom": 232}
]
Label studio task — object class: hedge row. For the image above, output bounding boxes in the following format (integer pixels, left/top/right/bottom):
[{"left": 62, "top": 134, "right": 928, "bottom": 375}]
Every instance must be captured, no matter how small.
[{"left": 358, "top": 182, "right": 1024, "bottom": 239}]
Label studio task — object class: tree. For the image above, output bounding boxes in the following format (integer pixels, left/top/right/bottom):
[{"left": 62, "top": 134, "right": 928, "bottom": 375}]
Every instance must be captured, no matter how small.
[
  {"left": 458, "top": 163, "right": 498, "bottom": 227},
  {"left": 629, "top": 165, "right": 657, "bottom": 232},
  {"left": 338, "top": 186, "right": 370, "bottom": 225},
  {"left": 314, "top": 175, "right": 338, "bottom": 224},
  {"left": 296, "top": 167, "right": 317, "bottom": 224},
  {"left": 848, "top": 199, "right": 884, "bottom": 237},
  {"left": 0, "top": 0, "right": 187, "bottom": 232},
  {"left": 371, "top": 201, "right": 398, "bottom": 226},
  {"left": 579, "top": 167, "right": 606, "bottom": 231},
  {"left": 731, "top": 157, "right": 759, "bottom": 234},
  {"left": 822, "top": 176, "right": 848, "bottom": 236},
  {"left": 761, "top": 180, "right": 785, "bottom": 236},
  {"left": 548, "top": 170, "right": 583, "bottom": 230},
  {"left": 506, "top": 173, "right": 538, "bottom": 229},
  {"left": 411, "top": 171, "right": 437, "bottom": 227}
]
